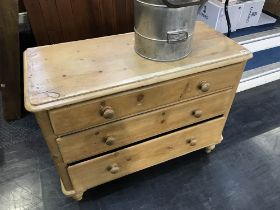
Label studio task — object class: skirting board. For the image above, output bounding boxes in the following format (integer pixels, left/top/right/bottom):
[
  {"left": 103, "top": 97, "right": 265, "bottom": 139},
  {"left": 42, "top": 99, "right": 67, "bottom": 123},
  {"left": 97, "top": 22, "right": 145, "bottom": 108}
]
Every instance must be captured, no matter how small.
[
  {"left": 237, "top": 62, "right": 280, "bottom": 92},
  {"left": 234, "top": 28, "right": 280, "bottom": 53},
  {"left": 235, "top": 28, "right": 280, "bottom": 92}
]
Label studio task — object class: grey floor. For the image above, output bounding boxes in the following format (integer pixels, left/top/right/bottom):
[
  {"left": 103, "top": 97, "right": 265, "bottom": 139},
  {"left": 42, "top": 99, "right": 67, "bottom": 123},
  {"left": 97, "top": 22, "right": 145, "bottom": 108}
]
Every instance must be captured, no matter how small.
[{"left": 1, "top": 80, "right": 280, "bottom": 210}]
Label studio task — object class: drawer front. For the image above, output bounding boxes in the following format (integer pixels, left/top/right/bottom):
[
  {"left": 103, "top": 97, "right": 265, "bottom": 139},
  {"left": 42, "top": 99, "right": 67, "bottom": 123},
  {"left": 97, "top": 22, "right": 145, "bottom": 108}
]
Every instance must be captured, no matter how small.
[
  {"left": 58, "top": 90, "right": 232, "bottom": 164},
  {"left": 50, "top": 63, "right": 242, "bottom": 135},
  {"left": 68, "top": 117, "right": 225, "bottom": 192}
]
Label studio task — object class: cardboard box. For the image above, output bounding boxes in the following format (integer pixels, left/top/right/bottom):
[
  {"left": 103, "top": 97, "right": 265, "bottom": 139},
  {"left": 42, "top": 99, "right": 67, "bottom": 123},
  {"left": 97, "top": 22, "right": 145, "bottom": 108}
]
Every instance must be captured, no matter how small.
[
  {"left": 198, "top": 0, "right": 266, "bottom": 33},
  {"left": 264, "top": 0, "right": 280, "bottom": 17},
  {"left": 197, "top": 0, "right": 244, "bottom": 33},
  {"left": 237, "top": 0, "right": 265, "bottom": 29}
]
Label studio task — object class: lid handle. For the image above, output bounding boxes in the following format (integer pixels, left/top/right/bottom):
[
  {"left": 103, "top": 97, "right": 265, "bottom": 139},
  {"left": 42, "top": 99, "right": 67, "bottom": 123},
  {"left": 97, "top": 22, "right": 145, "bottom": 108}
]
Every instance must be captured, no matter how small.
[{"left": 162, "top": 0, "right": 202, "bottom": 7}]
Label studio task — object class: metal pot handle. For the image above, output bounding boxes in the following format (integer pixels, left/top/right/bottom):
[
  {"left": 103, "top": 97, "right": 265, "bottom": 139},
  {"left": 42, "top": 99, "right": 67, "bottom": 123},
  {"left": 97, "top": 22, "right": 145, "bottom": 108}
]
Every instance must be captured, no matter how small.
[{"left": 162, "top": 0, "right": 202, "bottom": 8}]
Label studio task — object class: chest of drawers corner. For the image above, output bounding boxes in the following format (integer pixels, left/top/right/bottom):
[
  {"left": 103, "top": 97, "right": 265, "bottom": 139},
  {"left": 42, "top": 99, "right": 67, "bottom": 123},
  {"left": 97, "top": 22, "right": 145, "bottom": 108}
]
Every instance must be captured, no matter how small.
[{"left": 24, "top": 22, "right": 252, "bottom": 201}]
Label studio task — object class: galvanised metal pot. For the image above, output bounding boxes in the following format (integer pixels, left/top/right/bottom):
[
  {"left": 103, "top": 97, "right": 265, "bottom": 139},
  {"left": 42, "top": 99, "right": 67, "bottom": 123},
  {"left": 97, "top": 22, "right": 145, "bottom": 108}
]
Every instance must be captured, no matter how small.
[{"left": 134, "top": 0, "right": 207, "bottom": 61}]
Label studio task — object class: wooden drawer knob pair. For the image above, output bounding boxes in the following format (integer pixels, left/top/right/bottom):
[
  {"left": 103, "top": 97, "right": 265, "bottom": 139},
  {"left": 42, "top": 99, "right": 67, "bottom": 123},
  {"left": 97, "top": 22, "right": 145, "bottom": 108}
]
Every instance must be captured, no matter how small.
[
  {"left": 107, "top": 163, "right": 120, "bottom": 174},
  {"left": 100, "top": 106, "right": 115, "bottom": 119},
  {"left": 100, "top": 83, "right": 208, "bottom": 119}
]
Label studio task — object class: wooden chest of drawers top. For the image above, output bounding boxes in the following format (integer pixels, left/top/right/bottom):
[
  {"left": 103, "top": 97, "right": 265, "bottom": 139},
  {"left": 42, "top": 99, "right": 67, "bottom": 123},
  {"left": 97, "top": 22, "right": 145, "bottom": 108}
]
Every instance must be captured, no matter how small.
[{"left": 24, "top": 21, "right": 252, "bottom": 113}]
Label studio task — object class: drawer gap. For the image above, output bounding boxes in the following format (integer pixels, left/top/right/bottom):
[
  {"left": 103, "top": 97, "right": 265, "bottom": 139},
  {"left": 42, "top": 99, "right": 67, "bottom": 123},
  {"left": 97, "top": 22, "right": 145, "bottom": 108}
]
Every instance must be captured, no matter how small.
[{"left": 68, "top": 114, "right": 224, "bottom": 166}]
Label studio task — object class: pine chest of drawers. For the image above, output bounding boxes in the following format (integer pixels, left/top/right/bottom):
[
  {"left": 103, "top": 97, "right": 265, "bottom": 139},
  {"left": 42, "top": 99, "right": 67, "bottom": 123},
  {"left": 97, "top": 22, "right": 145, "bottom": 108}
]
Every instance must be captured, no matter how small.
[{"left": 24, "top": 22, "right": 252, "bottom": 200}]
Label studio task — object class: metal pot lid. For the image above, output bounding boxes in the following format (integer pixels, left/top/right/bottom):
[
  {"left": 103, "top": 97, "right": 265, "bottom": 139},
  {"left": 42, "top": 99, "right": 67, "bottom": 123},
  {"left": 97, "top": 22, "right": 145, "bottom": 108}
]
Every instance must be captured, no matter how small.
[{"left": 137, "top": 0, "right": 203, "bottom": 7}]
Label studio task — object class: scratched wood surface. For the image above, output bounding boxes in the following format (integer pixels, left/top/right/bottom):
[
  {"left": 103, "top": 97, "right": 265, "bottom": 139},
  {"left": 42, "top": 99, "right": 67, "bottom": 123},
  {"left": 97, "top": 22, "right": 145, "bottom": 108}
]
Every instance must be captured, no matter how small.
[{"left": 24, "top": 22, "right": 252, "bottom": 112}]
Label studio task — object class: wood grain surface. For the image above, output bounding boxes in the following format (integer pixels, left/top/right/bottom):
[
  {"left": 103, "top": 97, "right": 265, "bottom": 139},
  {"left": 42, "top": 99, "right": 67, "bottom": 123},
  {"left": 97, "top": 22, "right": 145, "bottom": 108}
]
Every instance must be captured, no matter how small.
[
  {"left": 24, "top": 22, "right": 252, "bottom": 112},
  {"left": 23, "top": 0, "right": 134, "bottom": 45},
  {"left": 57, "top": 90, "right": 232, "bottom": 163},
  {"left": 49, "top": 64, "right": 241, "bottom": 135},
  {"left": 264, "top": 0, "right": 280, "bottom": 16},
  {"left": 35, "top": 111, "right": 73, "bottom": 191},
  {"left": 68, "top": 117, "right": 225, "bottom": 193}
]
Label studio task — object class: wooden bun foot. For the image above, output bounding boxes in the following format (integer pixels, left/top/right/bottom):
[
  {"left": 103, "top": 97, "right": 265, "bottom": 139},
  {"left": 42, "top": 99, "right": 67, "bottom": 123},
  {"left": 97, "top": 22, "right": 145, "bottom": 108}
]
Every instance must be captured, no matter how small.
[
  {"left": 72, "top": 192, "right": 84, "bottom": 201},
  {"left": 60, "top": 179, "right": 84, "bottom": 201},
  {"left": 205, "top": 145, "right": 216, "bottom": 154}
]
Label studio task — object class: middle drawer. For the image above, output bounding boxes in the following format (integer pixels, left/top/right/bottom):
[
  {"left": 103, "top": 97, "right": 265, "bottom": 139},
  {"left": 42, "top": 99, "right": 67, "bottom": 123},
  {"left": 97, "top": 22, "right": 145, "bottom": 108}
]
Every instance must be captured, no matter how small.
[{"left": 57, "top": 90, "right": 232, "bottom": 164}]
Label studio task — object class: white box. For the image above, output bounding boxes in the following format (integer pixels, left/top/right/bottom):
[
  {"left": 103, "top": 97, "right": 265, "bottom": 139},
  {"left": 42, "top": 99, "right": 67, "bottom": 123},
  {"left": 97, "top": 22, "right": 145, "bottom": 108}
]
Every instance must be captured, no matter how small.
[
  {"left": 216, "top": 0, "right": 238, "bottom": 3},
  {"left": 237, "top": 0, "right": 265, "bottom": 29},
  {"left": 257, "top": 12, "right": 277, "bottom": 26},
  {"left": 197, "top": 0, "right": 244, "bottom": 33}
]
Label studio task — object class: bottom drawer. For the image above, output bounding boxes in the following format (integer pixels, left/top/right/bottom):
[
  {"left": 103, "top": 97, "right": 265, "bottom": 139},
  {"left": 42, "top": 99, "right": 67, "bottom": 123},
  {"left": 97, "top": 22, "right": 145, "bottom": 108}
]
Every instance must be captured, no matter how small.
[{"left": 68, "top": 117, "right": 225, "bottom": 192}]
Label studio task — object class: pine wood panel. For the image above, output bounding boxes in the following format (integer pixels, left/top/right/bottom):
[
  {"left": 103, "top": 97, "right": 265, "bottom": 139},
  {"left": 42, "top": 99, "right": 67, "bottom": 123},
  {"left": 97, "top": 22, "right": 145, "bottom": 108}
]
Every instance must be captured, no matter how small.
[
  {"left": 24, "top": 22, "right": 252, "bottom": 112},
  {"left": 57, "top": 90, "right": 232, "bottom": 163},
  {"left": 35, "top": 111, "right": 73, "bottom": 191},
  {"left": 68, "top": 117, "right": 225, "bottom": 193},
  {"left": 23, "top": 0, "right": 134, "bottom": 45},
  {"left": 49, "top": 64, "right": 240, "bottom": 135}
]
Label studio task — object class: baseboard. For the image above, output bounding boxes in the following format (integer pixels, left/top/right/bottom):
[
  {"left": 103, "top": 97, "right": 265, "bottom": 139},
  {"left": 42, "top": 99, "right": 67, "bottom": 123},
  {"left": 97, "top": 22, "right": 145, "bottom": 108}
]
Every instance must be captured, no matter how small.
[
  {"left": 238, "top": 62, "right": 280, "bottom": 92},
  {"left": 235, "top": 27, "right": 280, "bottom": 92}
]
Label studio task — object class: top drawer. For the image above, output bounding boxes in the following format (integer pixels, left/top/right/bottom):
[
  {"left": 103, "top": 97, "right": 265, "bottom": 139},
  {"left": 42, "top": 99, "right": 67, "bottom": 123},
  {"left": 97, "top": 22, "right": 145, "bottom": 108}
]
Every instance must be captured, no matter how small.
[{"left": 49, "top": 63, "right": 242, "bottom": 135}]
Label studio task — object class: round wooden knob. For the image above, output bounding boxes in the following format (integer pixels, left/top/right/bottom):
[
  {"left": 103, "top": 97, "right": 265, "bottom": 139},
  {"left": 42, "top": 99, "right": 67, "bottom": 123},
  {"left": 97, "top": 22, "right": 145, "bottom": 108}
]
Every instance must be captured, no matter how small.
[
  {"left": 199, "top": 82, "right": 210, "bottom": 92},
  {"left": 187, "top": 138, "right": 197, "bottom": 146},
  {"left": 104, "top": 136, "right": 115, "bottom": 146},
  {"left": 101, "top": 106, "right": 115, "bottom": 119},
  {"left": 193, "top": 110, "right": 202, "bottom": 118},
  {"left": 107, "top": 163, "right": 120, "bottom": 174}
]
